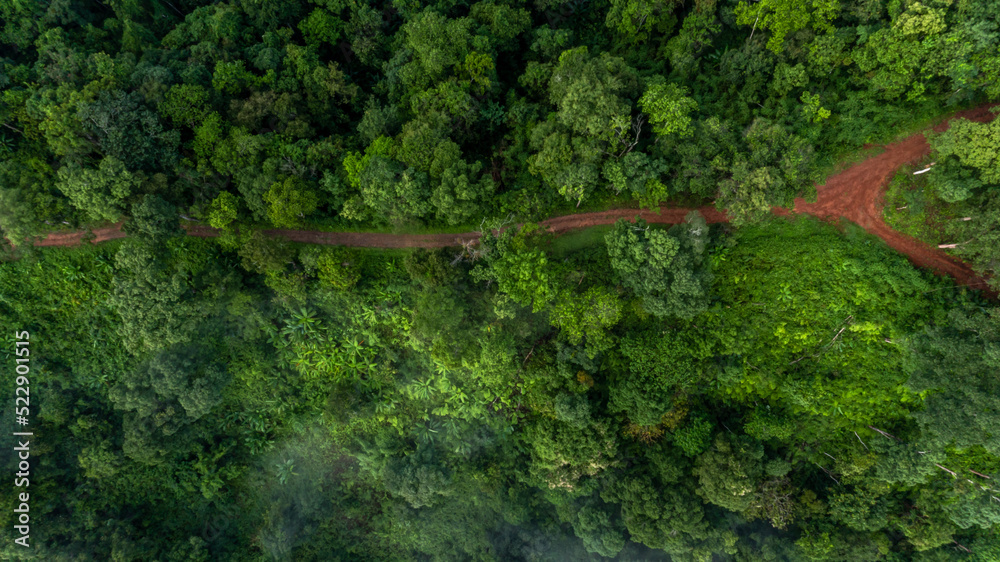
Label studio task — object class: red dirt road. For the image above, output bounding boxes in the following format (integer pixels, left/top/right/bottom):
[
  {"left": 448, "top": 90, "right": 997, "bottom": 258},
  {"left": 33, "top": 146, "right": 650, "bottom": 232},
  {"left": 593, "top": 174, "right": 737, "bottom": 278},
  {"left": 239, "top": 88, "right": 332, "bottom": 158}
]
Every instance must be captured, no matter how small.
[
  {"left": 34, "top": 223, "right": 129, "bottom": 246},
  {"left": 789, "top": 103, "right": 997, "bottom": 292},
  {"left": 32, "top": 106, "right": 997, "bottom": 291}
]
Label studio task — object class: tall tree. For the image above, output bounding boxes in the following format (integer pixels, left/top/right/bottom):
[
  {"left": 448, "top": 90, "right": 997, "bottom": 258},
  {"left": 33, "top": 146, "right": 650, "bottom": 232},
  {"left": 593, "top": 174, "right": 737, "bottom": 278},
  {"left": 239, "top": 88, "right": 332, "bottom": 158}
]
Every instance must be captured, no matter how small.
[
  {"left": 528, "top": 47, "right": 642, "bottom": 205},
  {"left": 604, "top": 213, "right": 711, "bottom": 318},
  {"left": 55, "top": 157, "right": 142, "bottom": 222},
  {"left": 734, "top": 0, "right": 840, "bottom": 53},
  {"left": 906, "top": 305, "right": 1000, "bottom": 456}
]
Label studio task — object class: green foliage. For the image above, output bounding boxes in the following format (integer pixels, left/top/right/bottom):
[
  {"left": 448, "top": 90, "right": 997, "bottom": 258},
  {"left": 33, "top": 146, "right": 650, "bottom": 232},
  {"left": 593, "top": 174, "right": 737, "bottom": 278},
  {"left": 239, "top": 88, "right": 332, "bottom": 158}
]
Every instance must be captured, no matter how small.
[
  {"left": 477, "top": 223, "right": 557, "bottom": 313},
  {"left": 906, "top": 306, "right": 1000, "bottom": 456},
  {"left": 570, "top": 502, "right": 626, "bottom": 557},
  {"left": 801, "top": 91, "right": 832, "bottom": 123},
  {"left": 298, "top": 7, "right": 344, "bottom": 46},
  {"left": 549, "top": 286, "right": 622, "bottom": 357},
  {"left": 712, "top": 218, "right": 937, "bottom": 426},
  {"left": 381, "top": 450, "right": 454, "bottom": 508},
  {"left": 601, "top": 150, "right": 669, "bottom": 204},
  {"left": 123, "top": 195, "right": 182, "bottom": 240},
  {"left": 3, "top": 210, "right": 1000, "bottom": 559},
  {"left": 343, "top": 135, "right": 394, "bottom": 190},
  {"left": 605, "top": 214, "right": 711, "bottom": 318},
  {"left": 638, "top": 80, "right": 697, "bottom": 139},
  {"left": 0, "top": 183, "right": 41, "bottom": 245},
  {"left": 673, "top": 415, "right": 714, "bottom": 457},
  {"left": 605, "top": 0, "right": 682, "bottom": 44},
  {"left": 548, "top": 47, "right": 640, "bottom": 151},
  {"left": 429, "top": 154, "right": 494, "bottom": 226},
  {"left": 77, "top": 90, "right": 180, "bottom": 172},
  {"left": 207, "top": 192, "right": 240, "bottom": 230},
  {"left": 890, "top": 111, "right": 1000, "bottom": 294},
  {"left": 928, "top": 116, "right": 1000, "bottom": 185},
  {"left": 601, "top": 474, "right": 713, "bottom": 554},
  {"left": 311, "top": 247, "right": 361, "bottom": 290},
  {"left": 399, "top": 10, "right": 475, "bottom": 88},
  {"left": 109, "top": 344, "right": 229, "bottom": 459},
  {"left": 55, "top": 157, "right": 141, "bottom": 222},
  {"left": 524, "top": 416, "right": 618, "bottom": 492},
  {"left": 718, "top": 119, "right": 819, "bottom": 226},
  {"left": 695, "top": 433, "right": 765, "bottom": 513},
  {"left": 356, "top": 157, "right": 432, "bottom": 224},
  {"left": 528, "top": 116, "right": 604, "bottom": 205},
  {"left": 4, "top": 1, "right": 1000, "bottom": 559},
  {"left": 744, "top": 406, "right": 795, "bottom": 441},
  {"left": 1, "top": 0, "right": 995, "bottom": 238},
  {"left": 264, "top": 177, "right": 319, "bottom": 228},
  {"left": 470, "top": 1, "right": 532, "bottom": 47},
  {"left": 527, "top": 47, "right": 645, "bottom": 205},
  {"left": 158, "top": 84, "right": 211, "bottom": 128},
  {"left": 611, "top": 328, "right": 713, "bottom": 427},
  {"left": 735, "top": 0, "right": 840, "bottom": 53}
]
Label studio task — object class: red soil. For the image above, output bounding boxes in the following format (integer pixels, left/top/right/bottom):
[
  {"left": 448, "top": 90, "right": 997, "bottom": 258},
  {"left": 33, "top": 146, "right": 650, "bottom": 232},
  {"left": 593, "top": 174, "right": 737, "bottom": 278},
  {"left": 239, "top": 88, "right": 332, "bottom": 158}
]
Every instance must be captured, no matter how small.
[
  {"left": 30, "top": 105, "right": 998, "bottom": 292},
  {"left": 34, "top": 223, "right": 128, "bottom": 247},
  {"left": 787, "top": 104, "right": 997, "bottom": 293}
]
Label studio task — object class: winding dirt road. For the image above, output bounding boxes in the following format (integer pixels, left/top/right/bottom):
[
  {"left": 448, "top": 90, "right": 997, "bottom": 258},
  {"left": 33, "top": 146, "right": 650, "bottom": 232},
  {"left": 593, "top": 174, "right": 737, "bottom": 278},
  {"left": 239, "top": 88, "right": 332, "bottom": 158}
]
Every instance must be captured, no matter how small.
[{"left": 32, "top": 106, "right": 997, "bottom": 291}]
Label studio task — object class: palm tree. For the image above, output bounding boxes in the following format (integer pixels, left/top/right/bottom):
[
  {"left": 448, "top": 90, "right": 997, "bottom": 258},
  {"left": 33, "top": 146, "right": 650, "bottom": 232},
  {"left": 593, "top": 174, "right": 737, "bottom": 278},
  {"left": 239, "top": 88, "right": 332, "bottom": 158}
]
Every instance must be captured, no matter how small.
[
  {"left": 433, "top": 361, "right": 451, "bottom": 377},
  {"left": 342, "top": 337, "right": 364, "bottom": 357},
  {"left": 410, "top": 378, "right": 436, "bottom": 401},
  {"left": 276, "top": 459, "right": 297, "bottom": 485},
  {"left": 282, "top": 307, "right": 319, "bottom": 339},
  {"left": 375, "top": 399, "right": 397, "bottom": 417},
  {"left": 360, "top": 306, "right": 379, "bottom": 324},
  {"left": 415, "top": 420, "right": 443, "bottom": 445}
]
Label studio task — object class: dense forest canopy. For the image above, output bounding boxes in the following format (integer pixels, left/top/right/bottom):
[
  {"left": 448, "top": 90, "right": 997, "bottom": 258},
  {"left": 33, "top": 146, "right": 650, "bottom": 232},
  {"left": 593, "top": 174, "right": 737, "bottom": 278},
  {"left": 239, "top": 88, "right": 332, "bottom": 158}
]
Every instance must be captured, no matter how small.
[
  {"left": 2, "top": 0, "right": 1000, "bottom": 560},
  {"left": 2, "top": 0, "right": 1000, "bottom": 240}
]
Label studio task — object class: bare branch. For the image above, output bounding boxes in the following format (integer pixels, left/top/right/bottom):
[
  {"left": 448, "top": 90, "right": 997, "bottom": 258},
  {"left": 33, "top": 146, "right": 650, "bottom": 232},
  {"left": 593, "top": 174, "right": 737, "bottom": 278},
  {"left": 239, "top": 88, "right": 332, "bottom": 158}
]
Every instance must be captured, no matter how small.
[
  {"left": 790, "top": 316, "right": 853, "bottom": 365},
  {"left": 868, "top": 426, "right": 898, "bottom": 440},
  {"left": 748, "top": 2, "right": 765, "bottom": 42},
  {"left": 935, "top": 464, "right": 957, "bottom": 478},
  {"left": 522, "top": 345, "right": 536, "bottom": 366},
  {"left": 854, "top": 432, "right": 869, "bottom": 451},
  {"left": 818, "top": 465, "right": 839, "bottom": 485}
]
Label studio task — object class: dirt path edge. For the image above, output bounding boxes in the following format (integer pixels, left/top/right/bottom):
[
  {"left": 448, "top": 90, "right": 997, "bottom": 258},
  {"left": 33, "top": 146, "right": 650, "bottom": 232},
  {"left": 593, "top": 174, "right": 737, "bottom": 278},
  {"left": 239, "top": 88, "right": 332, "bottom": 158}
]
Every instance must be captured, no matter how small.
[{"left": 29, "top": 105, "right": 998, "bottom": 293}]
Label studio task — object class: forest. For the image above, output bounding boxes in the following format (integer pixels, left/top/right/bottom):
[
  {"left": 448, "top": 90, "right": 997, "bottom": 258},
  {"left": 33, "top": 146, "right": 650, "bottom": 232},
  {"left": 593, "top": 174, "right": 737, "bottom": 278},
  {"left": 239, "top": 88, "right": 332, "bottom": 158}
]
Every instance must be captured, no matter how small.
[{"left": 2, "top": 0, "right": 1000, "bottom": 560}]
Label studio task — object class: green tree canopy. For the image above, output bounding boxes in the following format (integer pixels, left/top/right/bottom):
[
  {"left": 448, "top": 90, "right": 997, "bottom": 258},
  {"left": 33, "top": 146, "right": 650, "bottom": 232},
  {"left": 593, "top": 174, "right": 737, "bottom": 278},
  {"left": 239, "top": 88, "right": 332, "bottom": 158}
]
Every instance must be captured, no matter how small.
[
  {"left": 906, "top": 305, "right": 1000, "bottom": 456},
  {"left": 604, "top": 213, "right": 711, "bottom": 318}
]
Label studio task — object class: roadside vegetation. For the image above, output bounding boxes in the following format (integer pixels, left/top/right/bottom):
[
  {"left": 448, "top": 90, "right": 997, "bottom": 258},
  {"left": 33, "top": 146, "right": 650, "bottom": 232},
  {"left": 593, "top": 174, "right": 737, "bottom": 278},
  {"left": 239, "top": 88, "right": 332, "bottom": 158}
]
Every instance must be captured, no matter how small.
[
  {"left": 3, "top": 214, "right": 998, "bottom": 561},
  {"left": 2, "top": 1, "right": 1000, "bottom": 561},
  {"left": 882, "top": 164, "right": 960, "bottom": 244},
  {"left": 883, "top": 112, "right": 1000, "bottom": 290},
  {"left": 3, "top": 0, "right": 1000, "bottom": 244}
]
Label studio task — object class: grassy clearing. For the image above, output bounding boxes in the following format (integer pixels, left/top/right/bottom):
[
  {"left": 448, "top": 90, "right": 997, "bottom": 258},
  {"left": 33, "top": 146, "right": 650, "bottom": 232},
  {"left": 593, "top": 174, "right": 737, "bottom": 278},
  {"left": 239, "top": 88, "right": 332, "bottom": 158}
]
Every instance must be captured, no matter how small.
[
  {"left": 813, "top": 100, "right": 981, "bottom": 185},
  {"left": 6, "top": 236, "right": 122, "bottom": 264},
  {"left": 882, "top": 164, "right": 963, "bottom": 245},
  {"left": 817, "top": 144, "right": 887, "bottom": 182},
  {"left": 293, "top": 216, "right": 480, "bottom": 235},
  {"left": 546, "top": 225, "right": 614, "bottom": 257}
]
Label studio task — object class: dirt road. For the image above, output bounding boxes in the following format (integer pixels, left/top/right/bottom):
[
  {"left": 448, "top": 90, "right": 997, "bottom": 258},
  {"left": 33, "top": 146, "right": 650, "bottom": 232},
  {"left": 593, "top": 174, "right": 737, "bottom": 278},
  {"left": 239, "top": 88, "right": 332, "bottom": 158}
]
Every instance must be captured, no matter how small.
[
  {"left": 789, "top": 103, "right": 997, "bottom": 291},
  {"left": 32, "top": 106, "right": 997, "bottom": 291}
]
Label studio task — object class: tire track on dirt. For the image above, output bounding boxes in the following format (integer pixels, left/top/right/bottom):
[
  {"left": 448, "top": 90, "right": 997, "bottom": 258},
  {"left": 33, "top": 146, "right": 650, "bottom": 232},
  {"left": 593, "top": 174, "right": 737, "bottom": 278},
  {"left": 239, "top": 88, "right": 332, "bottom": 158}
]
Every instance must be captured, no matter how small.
[{"left": 30, "top": 106, "right": 997, "bottom": 291}]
